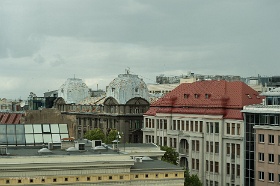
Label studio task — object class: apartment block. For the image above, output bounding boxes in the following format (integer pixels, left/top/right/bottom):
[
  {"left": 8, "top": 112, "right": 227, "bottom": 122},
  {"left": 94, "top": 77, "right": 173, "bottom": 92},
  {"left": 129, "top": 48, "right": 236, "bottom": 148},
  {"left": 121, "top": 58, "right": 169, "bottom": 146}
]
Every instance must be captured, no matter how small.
[{"left": 143, "top": 80, "right": 263, "bottom": 186}]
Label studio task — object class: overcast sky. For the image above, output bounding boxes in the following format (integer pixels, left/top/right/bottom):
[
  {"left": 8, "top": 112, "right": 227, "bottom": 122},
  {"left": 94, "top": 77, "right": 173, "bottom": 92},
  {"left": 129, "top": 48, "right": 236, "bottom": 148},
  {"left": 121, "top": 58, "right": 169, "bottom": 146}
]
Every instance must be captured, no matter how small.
[{"left": 1, "top": 0, "right": 280, "bottom": 99}]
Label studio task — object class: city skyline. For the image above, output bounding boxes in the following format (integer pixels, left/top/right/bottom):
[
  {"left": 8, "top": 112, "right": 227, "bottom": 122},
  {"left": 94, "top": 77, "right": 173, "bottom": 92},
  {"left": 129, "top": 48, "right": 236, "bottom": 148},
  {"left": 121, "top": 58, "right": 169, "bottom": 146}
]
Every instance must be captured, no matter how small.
[{"left": 1, "top": 0, "right": 280, "bottom": 99}]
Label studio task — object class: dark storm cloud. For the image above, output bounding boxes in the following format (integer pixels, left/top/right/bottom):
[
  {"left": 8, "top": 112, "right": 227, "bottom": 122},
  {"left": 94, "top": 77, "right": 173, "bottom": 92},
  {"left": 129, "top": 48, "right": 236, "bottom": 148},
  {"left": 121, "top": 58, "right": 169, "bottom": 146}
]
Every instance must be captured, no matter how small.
[{"left": 1, "top": 0, "right": 280, "bottom": 99}]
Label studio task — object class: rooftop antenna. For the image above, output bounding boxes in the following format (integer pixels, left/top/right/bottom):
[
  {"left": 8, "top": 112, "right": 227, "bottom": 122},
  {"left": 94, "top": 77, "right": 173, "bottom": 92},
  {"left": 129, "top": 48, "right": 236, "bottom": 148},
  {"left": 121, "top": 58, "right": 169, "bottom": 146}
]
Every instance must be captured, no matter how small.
[{"left": 125, "top": 67, "right": 130, "bottom": 74}]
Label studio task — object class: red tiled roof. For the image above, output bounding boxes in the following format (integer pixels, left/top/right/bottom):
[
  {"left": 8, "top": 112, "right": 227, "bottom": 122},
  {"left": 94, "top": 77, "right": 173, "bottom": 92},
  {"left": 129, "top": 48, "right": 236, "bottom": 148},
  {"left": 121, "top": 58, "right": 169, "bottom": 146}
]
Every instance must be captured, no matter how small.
[
  {"left": 145, "top": 80, "right": 264, "bottom": 120},
  {"left": 0, "top": 113, "right": 23, "bottom": 124}
]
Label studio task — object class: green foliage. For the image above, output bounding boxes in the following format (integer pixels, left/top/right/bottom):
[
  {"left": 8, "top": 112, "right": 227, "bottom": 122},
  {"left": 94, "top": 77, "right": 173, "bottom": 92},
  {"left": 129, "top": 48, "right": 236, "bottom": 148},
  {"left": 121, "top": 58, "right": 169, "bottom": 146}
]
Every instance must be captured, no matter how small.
[
  {"left": 84, "top": 128, "right": 105, "bottom": 141},
  {"left": 106, "top": 129, "right": 119, "bottom": 144},
  {"left": 160, "top": 146, "right": 179, "bottom": 165},
  {"left": 184, "top": 170, "right": 203, "bottom": 186}
]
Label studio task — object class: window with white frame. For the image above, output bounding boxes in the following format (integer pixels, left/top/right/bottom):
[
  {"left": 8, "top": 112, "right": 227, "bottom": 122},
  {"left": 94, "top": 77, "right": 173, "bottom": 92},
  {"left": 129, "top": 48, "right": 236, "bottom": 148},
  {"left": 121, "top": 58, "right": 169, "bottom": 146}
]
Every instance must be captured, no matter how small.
[
  {"left": 269, "top": 172, "right": 274, "bottom": 182},
  {"left": 259, "top": 152, "right": 264, "bottom": 161},
  {"left": 269, "top": 134, "right": 275, "bottom": 144},
  {"left": 259, "top": 134, "right": 264, "bottom": 143},
  {"left": 269, "top": 153, "right": 274, "bottom": 163},
  {"left": 259, "top": 171, "right": 264, "bottom": 180}
]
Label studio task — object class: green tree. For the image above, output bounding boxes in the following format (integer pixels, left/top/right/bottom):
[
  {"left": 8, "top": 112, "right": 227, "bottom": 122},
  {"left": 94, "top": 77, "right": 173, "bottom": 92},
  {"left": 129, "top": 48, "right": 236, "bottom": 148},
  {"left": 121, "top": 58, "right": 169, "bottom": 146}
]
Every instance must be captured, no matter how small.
[
  {"left": 106, "top": 129, "right": 119, "bottom": 144},
  {"left": 84, "top": 128, "right": 105, "bottom": 141},
  {"left": 184, "top": 170, "right": 203, "bottom": 186},
  {"left": 160, "top": 146, "right": 179, "bottom": 165}
]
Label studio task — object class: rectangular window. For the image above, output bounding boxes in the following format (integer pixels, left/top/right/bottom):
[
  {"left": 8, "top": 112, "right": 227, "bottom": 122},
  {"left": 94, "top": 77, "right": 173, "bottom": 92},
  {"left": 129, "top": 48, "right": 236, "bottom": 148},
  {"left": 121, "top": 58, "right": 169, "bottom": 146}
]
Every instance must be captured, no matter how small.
[
  {"left": 215, "top": 122, "right": 219, "bottom": 133},
  {"left": 192, "top": 140, "right": 195, "bottom": 151},
  {"left": 206, "top": 160, "right": 209, "bottom": 171},
  {"left": 210, "top": 122, "right": 214, "bottom": 133},
  {"left": 181, "top": 120, "right": 185, "bottom": 131},
  {"left": 186, "top": 121, "right": 189, "bottom": 131},
  {"left": 227, "top": 123, "right": 230, "bottom": 134},
  {"left": 210, "top": 142, "right": 213, "bottom": 153},
  {"left": 190, "top": 121, "right": 193, "bottom": 131},
  {"left": 206, "top": 141, "right": 209, "bottom": 152},
  {"left": 269, "top": 134, "right": 275, "bottom": 144},
  {"left": 164, "top": 120, "right": 167, "bottom": 129},
  {"left": 215, "top": 142, "right": 219, "bottom": 154},
  {"left": 259, "top": 152, "right": 264, "bottom": 161},
  {"left": 196, "top": 159, "right": 199, "bottom": 170},
  {"left": 192, "top": 158, "right": 195, "bottom": 170},
  {"left": 269, "top": 172, "right": 274, "bottom": 182},
  {"left": 173, "top": 120, "right": 176, "bottom": 130},
  {"left": 237, "top": 164, "right": 240, "bottom": 176},
  {"left": 177, "top": 120, "right": 180, "bottom": 130},
  {"left": 237, "top": 124, "right": 240, "bottom": 135},
  {"left": 231, "top": 123, "right": 235, "bottom": 135},
  {"left": 196, "top": 140, "right": 199, "bottom": 152},
  {"left": 259, "top": 171, "right": 264, "bottom": 180},
  {"left": 226, "top": 143, "right": 230, "bottom": 155},
  {"left": 195, "top": 121, "right": 198, "bottom": 132},
  {"left": 259, "top": 134, "right": 264, "bottom": 143},
  {"left": 210, "top": 161, "right": 213, "bottom": 172},
  {"left": 200, "top": 121, "right": 203, "bottom": 133},
  {"left": 227, "top": 163, "right": 230, "bottom": 174},
  {"left": 269, "top": 153, "right": 274, "bottom": 163},
  {"left": 206, "top": 122, "right": 209, "bottom": 133},
  {"left": 237, "top": 144, "right": 240, "bottom": 156},
  {"left": 215, "top": 162, "right": 219, "bottom": 173}
]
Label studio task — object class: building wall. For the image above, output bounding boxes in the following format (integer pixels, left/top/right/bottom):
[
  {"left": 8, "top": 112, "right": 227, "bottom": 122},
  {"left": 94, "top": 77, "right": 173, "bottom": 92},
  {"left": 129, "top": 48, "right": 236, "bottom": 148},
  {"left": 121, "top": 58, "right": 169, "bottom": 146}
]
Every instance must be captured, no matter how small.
[
  {"left": 0, "top": 155, "right": 184, "bottom": 186},
  {"left": 255, "top": 126, "right": 280, "bottom": 186},
  {"left": 143, "top": 114, "right": 244, "bottom": 186}
]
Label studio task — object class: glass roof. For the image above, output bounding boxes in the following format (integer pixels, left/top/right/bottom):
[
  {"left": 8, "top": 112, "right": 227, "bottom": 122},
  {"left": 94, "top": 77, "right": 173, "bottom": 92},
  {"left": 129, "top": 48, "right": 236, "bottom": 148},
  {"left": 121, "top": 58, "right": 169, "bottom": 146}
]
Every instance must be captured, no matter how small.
[{"left": 0, "top": 124, "right": 69, "bottom": 146}]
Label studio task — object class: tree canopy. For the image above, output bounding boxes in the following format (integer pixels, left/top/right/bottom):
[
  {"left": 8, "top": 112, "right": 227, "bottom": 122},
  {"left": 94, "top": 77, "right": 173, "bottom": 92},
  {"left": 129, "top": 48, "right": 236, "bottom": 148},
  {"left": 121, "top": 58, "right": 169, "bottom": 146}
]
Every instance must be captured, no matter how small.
[
  {"left": 160, "top": 146, "right": 179, "bottom": 165},
  {"left": 184, "top": 170, "right": 203, "bottom": 186},
  {"left": 106, "top": 129, "right": 119, "bottom": 144},
  {"left": 84, "top": 128, "right": 105, "bottom": 141}
]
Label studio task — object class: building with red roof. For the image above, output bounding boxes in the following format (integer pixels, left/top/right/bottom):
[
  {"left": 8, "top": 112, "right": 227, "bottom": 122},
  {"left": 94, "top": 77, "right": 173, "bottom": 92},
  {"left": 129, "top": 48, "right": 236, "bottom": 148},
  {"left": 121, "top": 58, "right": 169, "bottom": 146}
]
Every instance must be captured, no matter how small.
[{"left": 142, "top": 80, "right": 264, "bottom": 186}]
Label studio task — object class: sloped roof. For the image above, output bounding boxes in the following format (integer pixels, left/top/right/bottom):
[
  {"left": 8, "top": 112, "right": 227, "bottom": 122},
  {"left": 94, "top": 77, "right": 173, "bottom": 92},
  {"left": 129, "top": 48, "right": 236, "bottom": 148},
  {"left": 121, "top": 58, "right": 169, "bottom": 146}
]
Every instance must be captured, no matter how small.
[
  {"left": 0, "top": 113, "right": 23, "bottom": 124},
  {"left": 145, "top": 80, "right": 264, "bottom": 120}
]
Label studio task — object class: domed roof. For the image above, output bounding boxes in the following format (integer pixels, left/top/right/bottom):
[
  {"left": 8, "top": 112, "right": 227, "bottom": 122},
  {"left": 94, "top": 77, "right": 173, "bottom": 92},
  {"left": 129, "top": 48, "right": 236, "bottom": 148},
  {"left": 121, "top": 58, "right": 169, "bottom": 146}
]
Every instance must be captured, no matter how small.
[
  {"left": 106, "top": 71, "right": 149, "bottom": 104},
  {"left": 58, "top": 78, "right": 90, "bottom": 104}
]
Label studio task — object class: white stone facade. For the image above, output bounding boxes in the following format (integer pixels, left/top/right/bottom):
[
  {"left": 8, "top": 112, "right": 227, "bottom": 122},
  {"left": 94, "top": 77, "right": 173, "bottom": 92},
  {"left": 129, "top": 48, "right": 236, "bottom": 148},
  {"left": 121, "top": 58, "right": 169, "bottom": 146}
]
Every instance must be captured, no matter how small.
[
  {"left": 143, "top": 113, "right": 245, "bottom": 186},
  {"left": 106, "top": 72, "right": 149, "bottom": 104}
]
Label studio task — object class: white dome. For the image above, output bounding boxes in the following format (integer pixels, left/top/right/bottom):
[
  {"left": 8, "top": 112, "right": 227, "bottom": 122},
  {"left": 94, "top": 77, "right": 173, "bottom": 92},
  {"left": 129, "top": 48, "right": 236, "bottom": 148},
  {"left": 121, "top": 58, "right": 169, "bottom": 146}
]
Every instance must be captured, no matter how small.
[
  {"left": 106, "top": 73, "right": 149, "bottom": 104},
  {"left": 58, "top": 78, "right": 90, "bottom": 104}
]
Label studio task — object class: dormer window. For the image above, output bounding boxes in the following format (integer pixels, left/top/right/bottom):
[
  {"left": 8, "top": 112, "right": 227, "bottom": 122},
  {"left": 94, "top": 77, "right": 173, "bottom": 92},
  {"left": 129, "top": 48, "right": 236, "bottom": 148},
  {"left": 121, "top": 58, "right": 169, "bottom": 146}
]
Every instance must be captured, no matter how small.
[
  {"left": 112, "top": 88, "right": 115, "bottom": 92},
  {"left": 184, "top": 94, "right": 189, "bottom": 99},
  {"left": 194, "top": 94, "right": 199, "bottom": 98},
  {"left": 205, "top": 94, "right": 210, "bottom": 99},
  {"left": 247, "top": 94, "right": 252, "bottom": 99},
  {"left": 135, "top": 88, "right": 138, "bottom": 92}
]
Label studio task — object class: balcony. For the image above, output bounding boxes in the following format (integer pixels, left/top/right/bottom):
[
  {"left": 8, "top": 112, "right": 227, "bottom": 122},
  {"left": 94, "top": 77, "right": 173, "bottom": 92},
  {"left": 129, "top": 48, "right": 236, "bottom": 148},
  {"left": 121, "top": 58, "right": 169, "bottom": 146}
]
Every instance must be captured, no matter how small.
[{"left": 179, "top": 148, "right": 189, "bottom": 156}]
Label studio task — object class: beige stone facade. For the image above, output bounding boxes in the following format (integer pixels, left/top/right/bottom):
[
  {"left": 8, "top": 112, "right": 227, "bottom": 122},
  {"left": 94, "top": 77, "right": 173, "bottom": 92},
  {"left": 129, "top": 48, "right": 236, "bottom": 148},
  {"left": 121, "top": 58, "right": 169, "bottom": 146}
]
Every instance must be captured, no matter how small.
[{"left": 255, "top": 125, "right": 280, "bottom": 186}]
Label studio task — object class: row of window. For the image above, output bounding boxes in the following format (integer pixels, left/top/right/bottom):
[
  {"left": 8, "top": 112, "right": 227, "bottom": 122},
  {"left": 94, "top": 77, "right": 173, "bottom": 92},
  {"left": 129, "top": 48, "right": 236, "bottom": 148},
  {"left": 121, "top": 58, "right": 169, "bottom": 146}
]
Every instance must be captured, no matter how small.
[
  {"left": 226, "top": 143, "right": 241, "bottom": 156},
  {"left": 258, "top": 134, "right": 280, "bottom": 144},
  {"left": 258, "top": 153, "right": 280, "bottom": 164},
  {"left": 192, "top": 158, "right": 199, "bottom": 171},
  {"left": 258, "top": 171, "right": 279, "bottom": 182},
  {"left": 206, "top": 161, "right": 219, "bottom": 173},
  {"left": 226, "top": 163, "right": 240, "bottom": 176},
  {"left": 2, "top": 172, "right": 180, "bottom": 185},
  {"left": 206, "top": 141, "right": 219, "bottom": 154},
  {"left": 226, "top": 123, "right": 241, "bottom": 135}
]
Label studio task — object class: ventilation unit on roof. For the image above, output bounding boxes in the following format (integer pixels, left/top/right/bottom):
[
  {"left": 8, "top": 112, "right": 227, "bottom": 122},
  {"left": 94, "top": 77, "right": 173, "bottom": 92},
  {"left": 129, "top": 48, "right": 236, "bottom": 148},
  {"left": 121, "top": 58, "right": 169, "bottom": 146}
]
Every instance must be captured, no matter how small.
[
  {"left": 48, "top": 142, "right": 53, "bottom": 150},
  {"left": 0, "top": 146, "right": 8, "bottom": 155},
  {"left": 75, "top": 142, "right": 85, "bottom": 150},
  {"left": 92, "top": 140, "right": 102, "bottom": 148}
]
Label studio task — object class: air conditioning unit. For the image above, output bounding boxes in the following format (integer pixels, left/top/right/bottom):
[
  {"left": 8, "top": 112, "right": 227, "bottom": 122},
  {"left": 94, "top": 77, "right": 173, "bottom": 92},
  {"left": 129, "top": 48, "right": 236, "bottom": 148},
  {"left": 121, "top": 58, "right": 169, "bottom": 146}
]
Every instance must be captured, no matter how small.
[
  {"left": 92, "top": 140, "right": 102, "bottom": 148},
  {"left": 48, "top": 142, "right": 54, "bottom": 150}
]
